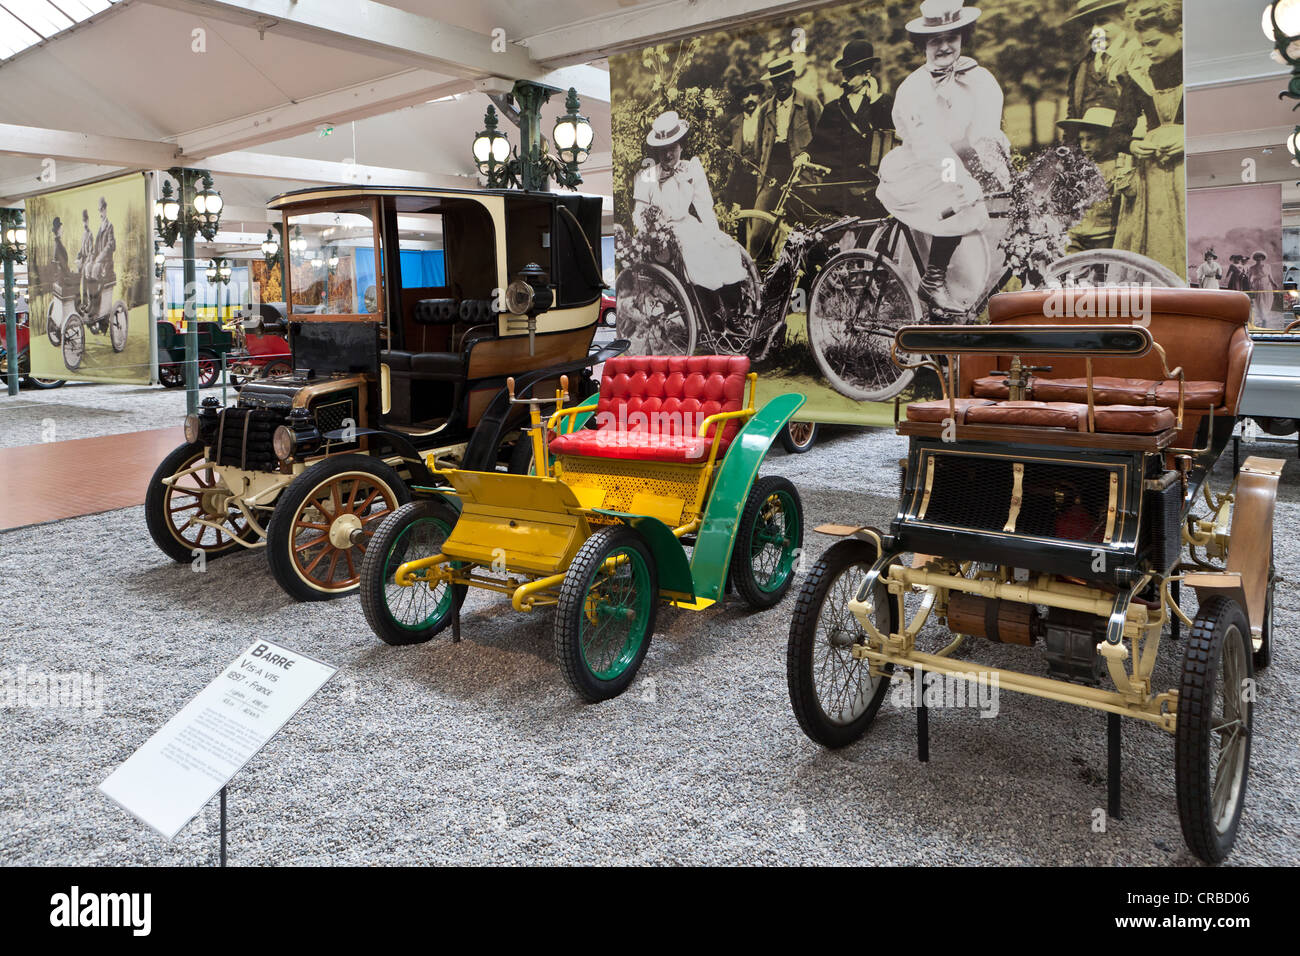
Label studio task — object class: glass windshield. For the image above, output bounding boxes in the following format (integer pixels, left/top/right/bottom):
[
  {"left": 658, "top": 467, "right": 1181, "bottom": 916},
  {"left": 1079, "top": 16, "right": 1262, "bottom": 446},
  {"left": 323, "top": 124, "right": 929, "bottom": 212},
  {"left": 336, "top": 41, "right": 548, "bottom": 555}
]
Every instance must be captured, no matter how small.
[{"left": 285, "top": 206, "right": 379, "bottom": 317}]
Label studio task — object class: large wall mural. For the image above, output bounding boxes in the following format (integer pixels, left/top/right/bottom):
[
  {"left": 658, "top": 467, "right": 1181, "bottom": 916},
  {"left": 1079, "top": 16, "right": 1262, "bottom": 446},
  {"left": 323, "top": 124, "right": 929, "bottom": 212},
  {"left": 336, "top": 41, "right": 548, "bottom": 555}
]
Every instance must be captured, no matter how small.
[{"left": 609, "top": 0, "right": 1187, "bottom": 424}]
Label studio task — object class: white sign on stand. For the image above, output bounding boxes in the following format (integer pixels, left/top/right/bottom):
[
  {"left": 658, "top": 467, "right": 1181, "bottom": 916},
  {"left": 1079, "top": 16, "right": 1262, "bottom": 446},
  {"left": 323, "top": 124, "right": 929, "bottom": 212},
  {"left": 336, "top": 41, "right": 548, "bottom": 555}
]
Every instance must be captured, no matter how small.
[{"left": 100, "top": 640, "right": 337, "bottom": 841}]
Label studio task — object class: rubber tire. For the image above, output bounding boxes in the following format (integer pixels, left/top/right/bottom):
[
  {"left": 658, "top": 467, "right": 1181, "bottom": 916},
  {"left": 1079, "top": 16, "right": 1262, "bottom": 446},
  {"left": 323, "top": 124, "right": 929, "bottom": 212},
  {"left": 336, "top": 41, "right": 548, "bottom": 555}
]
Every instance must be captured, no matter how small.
[
  {"left": 729, "top": 475, "right": 803, "bottom": 610},
  {"left": 780, "top": 421, "right": 819, "bottom": 454},
  {"left": 261, "top": 360, "right": 293, "bottom": 379},
  {"left": 159, "top": 363, "right": 184, "bottom": 388},
  {"left": 197, "top": 349, "right": 221, "bottom": 388},
  {"left": 787, "top": 538, "right": 898, "bottom": 748},
  {"left": 1175, "top": 596, "right": 1253, "bottom": 864},
  {"left": 360, "top": 498, "right": 467, "bottom": 645},
  {"left": 25, "top": 376, "right": 66, "bottom": 389},
  {"left": 265, "top": 454, "right": 411, "bottom": 602},
  {"left": 144, "top": 441, "right": 251, "bottom": 563},
  {"left": 554, "top": 526, "right": 658, "bottom": 702}
]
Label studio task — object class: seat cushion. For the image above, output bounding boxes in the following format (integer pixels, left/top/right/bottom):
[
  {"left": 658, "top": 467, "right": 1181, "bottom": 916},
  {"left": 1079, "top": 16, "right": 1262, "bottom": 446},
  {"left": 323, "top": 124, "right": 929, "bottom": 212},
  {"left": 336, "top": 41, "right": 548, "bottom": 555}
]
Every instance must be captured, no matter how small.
[
  {"left": 974, "top": 374, "right": 1224, "bottom": 409},
  {"left": 380, "top": 350, "right": 413, "bottom": 372},
  {"left": 410, "top": 352, "right": 464, "bottom": 378},
  {"left": 965, "top": 400, "right": 1091, "bottom": 431},
  {"left": 549, "top": 429, "right": 713, "bottom": 463},
  {"left": 576, "top": 354, "right": 751, "bottom": 462},
  {"left": 905, "top": 398, "right": 995, "bottom": 424},
  {"left": 459, "top": 299, "right": 495, "bottom": 323},
  {"left": 414, "top": 298, "right": 460, "bottom": 324}
]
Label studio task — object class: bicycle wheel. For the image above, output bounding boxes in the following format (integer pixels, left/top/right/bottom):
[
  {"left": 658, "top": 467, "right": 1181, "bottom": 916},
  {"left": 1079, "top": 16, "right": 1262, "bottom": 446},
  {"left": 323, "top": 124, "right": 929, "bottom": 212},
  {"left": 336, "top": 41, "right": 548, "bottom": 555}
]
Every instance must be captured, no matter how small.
[
  {"left": 1040, "top": 249, "right": 1184, "bottom": 289},
  {"left": 614, "top": 262, "right": 697, "bottom": 355},
  {"left": 807, "top": 250, "right": 922, "bottom": 402},
  {"left": 733, "top": 209, "right": 786, "bottom": 265}
]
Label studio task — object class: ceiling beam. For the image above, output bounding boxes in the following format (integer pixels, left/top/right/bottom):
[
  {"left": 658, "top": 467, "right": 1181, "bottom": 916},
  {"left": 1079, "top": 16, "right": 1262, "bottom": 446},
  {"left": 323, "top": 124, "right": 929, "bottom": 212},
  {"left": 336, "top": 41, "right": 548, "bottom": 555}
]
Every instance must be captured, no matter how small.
[
  {"left": 149, "top": 0, "right": 538, "bottom": 80},
  {"left": 203, "top": 150, "right": 473, "bottom": 188},
  {"left": 0, "top": 163, "right": 130, "bottom": 204},
  {"left": 0, "top": 123, "right": 180, "bottom": 167}
]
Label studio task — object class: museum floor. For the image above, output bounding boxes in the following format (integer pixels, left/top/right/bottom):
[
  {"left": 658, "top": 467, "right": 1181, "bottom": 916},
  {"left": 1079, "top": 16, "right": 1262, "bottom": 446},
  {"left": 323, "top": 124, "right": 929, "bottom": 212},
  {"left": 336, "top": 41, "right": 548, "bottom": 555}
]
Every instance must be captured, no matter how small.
[{"left": 1, "top": 384, "right": 1297, "bottom": 865}]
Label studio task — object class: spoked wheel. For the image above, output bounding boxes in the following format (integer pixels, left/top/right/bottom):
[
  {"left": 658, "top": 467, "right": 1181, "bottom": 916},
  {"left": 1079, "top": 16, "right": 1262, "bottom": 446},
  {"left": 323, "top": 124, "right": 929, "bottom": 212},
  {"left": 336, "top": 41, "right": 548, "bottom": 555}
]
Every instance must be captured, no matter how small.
[
  {"left": 730, "top": 476, "right": 803, "bottom": 609},
  {"left": 1040, "top": 249, "right": 1184, "bottom": 289},
  {"left": 807, "top": 250, "right": 922, "bottom": 402},
  {"left": 787, "top": 538, "right": 899, "bottom": 748},
  {"left": 109, "top": 300, "right": 129, "bottom": 352},
  {"left": 265, "top": 454, "right": 410, "bottom": 602},
  {"left": 197, "top": 349, "right": 220, "bottom": 388},
  {"left": 260, "top": 360, "right": 293, "bottom": 379},
  {"left": 158, "top": 362, "right": 185, "bottom": 388},
  {"left": 554, "top": 526, "right": 658, "bottom": 702},
  {"left": 780, "top": 421, "right": 819, "bottom": 454},
  {"left": 732, "top": 208, "right": 786, "bottom": 265},
  {"left": 61, "top": 314, "right": 85, "bottom": 371},
  {"left": 1175, "top": 596, "right": 1253, "bottom": 864},
  {"left": 46, "top": 301, "right": 61, "bottom": 347},
  {"left": 360, "top": 498, "right": 466, "bottom": 645},
  {"left": 144, "top": 441, "right": 258, "bottom": 563},
  {"left": 614, "top": 262, "right": 698, "bottom": 355}
]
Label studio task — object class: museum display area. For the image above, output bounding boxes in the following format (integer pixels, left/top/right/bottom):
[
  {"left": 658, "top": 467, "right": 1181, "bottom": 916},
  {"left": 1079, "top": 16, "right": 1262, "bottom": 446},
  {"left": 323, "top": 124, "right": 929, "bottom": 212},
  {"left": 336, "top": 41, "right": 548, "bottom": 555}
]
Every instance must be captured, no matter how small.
[{"left": 0, "top": 0, "right": 1297, "bottom": 906}]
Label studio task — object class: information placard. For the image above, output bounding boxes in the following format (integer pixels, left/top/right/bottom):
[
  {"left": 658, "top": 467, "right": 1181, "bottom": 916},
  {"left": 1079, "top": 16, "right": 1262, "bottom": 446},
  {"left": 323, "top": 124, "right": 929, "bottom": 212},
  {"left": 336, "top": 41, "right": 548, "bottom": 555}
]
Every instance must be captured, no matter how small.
[{"left": 100, "top": 640, "right": 337, "bottom": 840}]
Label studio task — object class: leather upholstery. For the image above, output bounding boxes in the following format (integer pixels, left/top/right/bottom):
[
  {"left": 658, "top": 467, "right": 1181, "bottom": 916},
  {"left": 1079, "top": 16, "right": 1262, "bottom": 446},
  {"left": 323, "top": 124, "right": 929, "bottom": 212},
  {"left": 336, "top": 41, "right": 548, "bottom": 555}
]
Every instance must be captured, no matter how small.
[
  {"left": 459, "top": 299, "right": 495, "bottom": 323},
  {"left": 961, "top": 400, "right": 1175, "bottom": 433},
  {"left": 905, "top": 398, "right": 995, "bottom": 424},
  {"left": 974, "top": 288, "right": 1252, "bottom": 415},
  {"left": 411, "top": 352, "right": 464, "bottom": 378},
  {"left": 414, "top": 298, "right": 460, "bottom": 324},
  {"left": 380, "top": 349, "right": 412, "bottom": 371},
  {"left": 549, "top": 355, "right": 751, "bottom": 464},
  {"left": 973, "top": 374, "right": 1224, "bottom": 409}
]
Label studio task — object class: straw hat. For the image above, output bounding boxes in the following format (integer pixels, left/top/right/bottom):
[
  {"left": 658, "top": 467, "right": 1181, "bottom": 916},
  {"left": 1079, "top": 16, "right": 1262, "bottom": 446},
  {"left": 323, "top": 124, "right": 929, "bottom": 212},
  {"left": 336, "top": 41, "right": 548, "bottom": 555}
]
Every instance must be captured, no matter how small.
[
  {"left": 905, "top": 0, "right": 982, "bottom": 35},
  {"left": 645, "top": 111, "right": 689, "bottom": 148},
  {"left": 1057, "top": 106, "right": 1117, "bottom": 131}
]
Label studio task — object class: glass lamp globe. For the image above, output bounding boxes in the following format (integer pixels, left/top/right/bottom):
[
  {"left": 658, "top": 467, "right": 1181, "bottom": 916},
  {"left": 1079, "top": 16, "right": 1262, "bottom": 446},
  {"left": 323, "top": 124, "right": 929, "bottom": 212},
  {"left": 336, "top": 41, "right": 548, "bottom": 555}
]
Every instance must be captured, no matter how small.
[
  {"left": 1264, "top": 0, "right": 1300, "bottom": 40},
  {"left": 163, "top": 198, "right": 180, "bottom": 222},
  {"left": 473, "top": 133, "right": 492, "bottom": 163},
  {"left": 553, "top": 118, "right": 577, "bottom": 150},
  {"left": 491, "top": 136, "right": 511, "bottom": 163},
  {"left": 206, "top": 263, "right": 218, "bottom": 282}
]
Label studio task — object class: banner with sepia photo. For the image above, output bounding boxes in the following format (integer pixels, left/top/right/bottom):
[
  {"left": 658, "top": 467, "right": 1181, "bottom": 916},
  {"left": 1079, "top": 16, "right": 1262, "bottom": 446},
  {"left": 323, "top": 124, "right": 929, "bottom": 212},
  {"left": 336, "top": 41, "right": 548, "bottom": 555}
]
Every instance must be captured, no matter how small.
[
  {"left": 24, "top": 172, "right": 154, "bottom": 385},
  {"left": 608, "top": 0, "right": 1188, "bottom": 424}
]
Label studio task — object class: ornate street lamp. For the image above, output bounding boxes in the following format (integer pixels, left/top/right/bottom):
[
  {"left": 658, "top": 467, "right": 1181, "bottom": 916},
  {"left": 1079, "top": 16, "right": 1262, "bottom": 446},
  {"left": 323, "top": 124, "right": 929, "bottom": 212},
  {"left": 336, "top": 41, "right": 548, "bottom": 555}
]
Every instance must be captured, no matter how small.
[
  {"left": 1, "top": 207, "right": 27, "bottom": 397},
  {"left": 155, "top": 167, "right": 223, "bottom": 412},
  {"left": 1263, "top": 2, "right": 1300, "bottom": 164},
  {"left": 154, "top": 242, "right": 167, "bottom": 279},
  {"left": 471, "top": 83, "right": 593, "bottom": 191},
  {"left": 261, "top": 227, "right": 281, "bottom": 268},
  {"left": 289, "top": 225, "right": 307, "bottom": 257},
  {"left": 207, "top": 257, "right": 233, "bottom": 326}
]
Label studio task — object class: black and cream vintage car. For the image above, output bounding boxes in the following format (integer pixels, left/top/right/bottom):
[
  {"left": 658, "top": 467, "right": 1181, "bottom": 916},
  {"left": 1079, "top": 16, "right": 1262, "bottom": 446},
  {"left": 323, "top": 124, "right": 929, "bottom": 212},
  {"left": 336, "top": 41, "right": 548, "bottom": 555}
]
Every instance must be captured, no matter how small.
[{"left": 145, "top": 185, "right": 611, "bottom": 601}]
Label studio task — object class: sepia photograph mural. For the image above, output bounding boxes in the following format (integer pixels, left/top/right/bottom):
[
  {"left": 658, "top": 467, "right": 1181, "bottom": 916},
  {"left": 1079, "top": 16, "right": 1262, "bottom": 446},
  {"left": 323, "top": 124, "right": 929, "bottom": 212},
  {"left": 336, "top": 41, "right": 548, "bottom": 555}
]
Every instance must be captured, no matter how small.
[
  {"left": 23, "top": 172, "right": 153, "bottom": 385},
  {"left": 609, "top": 0, "right": 1188, "bottom": 424},
  {"left": 1187, "top": 182, "right": 1288, "bottom": 329}
]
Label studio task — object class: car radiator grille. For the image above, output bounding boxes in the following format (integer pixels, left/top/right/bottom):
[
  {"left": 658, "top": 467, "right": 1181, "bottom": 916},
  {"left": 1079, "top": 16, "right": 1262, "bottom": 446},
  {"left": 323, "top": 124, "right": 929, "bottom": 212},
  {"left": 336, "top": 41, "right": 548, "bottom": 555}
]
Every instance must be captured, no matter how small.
[{"left": 215, "top": 406, "right": 284, "bottom": 472}]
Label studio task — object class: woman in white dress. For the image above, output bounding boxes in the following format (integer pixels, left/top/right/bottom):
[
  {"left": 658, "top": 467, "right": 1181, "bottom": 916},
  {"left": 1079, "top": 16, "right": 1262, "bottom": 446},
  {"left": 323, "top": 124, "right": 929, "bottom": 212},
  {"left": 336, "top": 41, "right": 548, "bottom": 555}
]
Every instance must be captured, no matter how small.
[
  {"left": 633, "top": 111, "right": 749, "bottom": 312},
  {"left": 1196, "top": 249, "right": 1221, "bottom": 289},
  {"left": 876, "top": 0, "right": 1011, "bottom": 312}
]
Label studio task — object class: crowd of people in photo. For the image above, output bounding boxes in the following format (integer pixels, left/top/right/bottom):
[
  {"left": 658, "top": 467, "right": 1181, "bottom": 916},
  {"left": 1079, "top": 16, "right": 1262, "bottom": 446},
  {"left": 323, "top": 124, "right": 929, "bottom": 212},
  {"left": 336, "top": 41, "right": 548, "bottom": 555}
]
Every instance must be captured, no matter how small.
[{"left": 626, "top": 0, "right": 1186, "bottom": 319}]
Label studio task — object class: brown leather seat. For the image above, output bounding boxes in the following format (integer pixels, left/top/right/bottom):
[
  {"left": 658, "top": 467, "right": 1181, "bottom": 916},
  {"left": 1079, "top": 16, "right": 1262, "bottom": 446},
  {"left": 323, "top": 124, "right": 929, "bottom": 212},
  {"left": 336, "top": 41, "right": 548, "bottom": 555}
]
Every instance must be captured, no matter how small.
[
  {"left": 962, "top": 400, "right": 1175, "bottom": 434},
  {"left": 905, "top": 398, "right": 994, "bottom": 424},
  {"left": 972, "top": 374, "right": 1224, "bottom": 408}
]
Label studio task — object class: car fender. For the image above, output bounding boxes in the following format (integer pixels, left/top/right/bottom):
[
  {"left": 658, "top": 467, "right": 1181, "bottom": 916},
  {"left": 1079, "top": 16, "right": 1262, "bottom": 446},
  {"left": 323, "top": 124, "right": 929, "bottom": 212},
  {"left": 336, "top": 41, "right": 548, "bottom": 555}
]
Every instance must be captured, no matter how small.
[
  {"left": 592, "top": 510, "right": 694, "bottom": 602},
  {"left": 690, "top": 392, "right": 806, "bottom": 602}
]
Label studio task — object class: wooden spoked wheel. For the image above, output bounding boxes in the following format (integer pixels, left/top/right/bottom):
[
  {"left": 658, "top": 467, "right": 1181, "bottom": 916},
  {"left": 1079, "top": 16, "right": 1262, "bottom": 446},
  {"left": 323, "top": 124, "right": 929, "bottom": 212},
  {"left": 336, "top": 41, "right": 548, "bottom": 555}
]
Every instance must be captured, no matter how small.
[
  {"left": 286, "top": 471, "right": 401, "bottom": 595},
  {"left": 145, "top": 444, "right": 256, "bottom": 561}
]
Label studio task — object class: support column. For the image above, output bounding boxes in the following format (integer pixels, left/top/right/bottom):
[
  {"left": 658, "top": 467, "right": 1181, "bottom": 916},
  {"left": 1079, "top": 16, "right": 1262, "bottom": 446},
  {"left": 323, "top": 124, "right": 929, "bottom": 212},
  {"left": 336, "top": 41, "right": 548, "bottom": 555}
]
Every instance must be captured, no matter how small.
[{"left": 3, "top": 257, "right": 16, "bottom": 396}]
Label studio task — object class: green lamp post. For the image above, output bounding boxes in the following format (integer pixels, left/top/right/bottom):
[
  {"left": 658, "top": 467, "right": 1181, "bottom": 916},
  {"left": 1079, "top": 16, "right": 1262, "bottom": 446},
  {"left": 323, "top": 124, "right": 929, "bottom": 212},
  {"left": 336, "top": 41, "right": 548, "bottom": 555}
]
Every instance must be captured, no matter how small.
[
  {"left": 472, "top": 82, "right": 594, "bottom": 191},
  {"left": 206, "top": 257, "right": 232, "bottom": 325},
  {"left": 156, "top": 168, "right": 222, "bottom": 413},
  {"left": 1, "top": 207, "right": 27, "bottom": 397}
]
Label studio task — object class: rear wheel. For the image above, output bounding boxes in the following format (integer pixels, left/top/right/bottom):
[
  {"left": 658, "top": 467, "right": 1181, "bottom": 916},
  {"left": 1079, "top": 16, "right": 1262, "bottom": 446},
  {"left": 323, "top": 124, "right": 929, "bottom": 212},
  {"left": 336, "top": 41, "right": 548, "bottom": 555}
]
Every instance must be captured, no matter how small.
[
  {"left": 46, "top": 301, "right": 61, "bottom": 347},
  {"left": 260, "top": 359, "right": 293, "bottom": 379},
  {"left": 787, "top": 538, "right": 898, "bottom": 748},
  {"left": 1175, "top": 596, "right": 1253, "bottom": 864},
  {"left": 360, "top": 498, "right": 466, "bottom": 645},
  {"left": 144, "top": 441, "right": 257, "bottom": 563},
  {"left": 780, "top": 421, "right": 819, "bottom": 453},
  {"left": 197, "top": 349, "right": 220, "bottom": 388},
  {"left": 554, "top": 527, "right": 658, "bottom": 702},
  {"left": 729, "top": 475, "right": 803, "bottom": 609},
  {"left": 265, "top": 455, "right": 410, "bottom": 602},
  {"left": 109, "top": 300, "right": 129, "bottom": 352}
]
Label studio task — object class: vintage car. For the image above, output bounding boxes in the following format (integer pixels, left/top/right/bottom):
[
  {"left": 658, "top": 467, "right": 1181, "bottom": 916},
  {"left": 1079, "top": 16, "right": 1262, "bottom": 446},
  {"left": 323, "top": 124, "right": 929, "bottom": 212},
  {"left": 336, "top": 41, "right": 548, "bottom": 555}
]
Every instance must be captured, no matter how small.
[
  {"left": 1238, "top": 316, "right": 1300, "bottom": 439},
  {"left": 145, "top": 185, "right": 608, "bottom": 602},
  {"left": 0, "top": 303, "right": 66, "bottom": 389},
  {"left": 787, "top": 288, "right": 1279, "bottom": 864},
  {"left": 357, "top": 354, "right": 805, "bottom": 702},
  {"left": 225, "top": 302, "right": 293, "bottom": 384}
]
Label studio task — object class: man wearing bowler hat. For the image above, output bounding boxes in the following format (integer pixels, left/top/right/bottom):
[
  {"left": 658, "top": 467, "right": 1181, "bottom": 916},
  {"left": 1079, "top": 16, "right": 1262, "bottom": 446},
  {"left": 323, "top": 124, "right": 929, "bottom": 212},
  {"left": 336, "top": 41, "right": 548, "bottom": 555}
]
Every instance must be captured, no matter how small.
[
  {"left": 751, "top": 54, "right": 822, "bottom": 259},
  {"left": 724, "top": 73, "right": 767, "bottom": 224},
  {"left": 807, "top": 36, "right": 895, "bottom": 217}
]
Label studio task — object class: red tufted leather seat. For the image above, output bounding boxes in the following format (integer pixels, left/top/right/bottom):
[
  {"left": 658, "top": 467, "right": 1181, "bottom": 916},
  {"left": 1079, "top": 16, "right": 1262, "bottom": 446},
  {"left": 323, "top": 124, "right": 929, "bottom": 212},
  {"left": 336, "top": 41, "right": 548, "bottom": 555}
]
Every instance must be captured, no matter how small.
[{"left": 550, "top": 355, "right": 751, "bottom": 463}]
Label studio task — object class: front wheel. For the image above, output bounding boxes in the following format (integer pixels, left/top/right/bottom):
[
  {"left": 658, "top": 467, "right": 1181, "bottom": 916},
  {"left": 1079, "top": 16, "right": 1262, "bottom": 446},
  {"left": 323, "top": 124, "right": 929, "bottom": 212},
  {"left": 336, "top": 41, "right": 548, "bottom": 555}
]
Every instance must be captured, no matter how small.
[
  {"left": 787, "top": 538, "right": 898, "bottom": 748},
  {"left": 614, "top": 261, "right": 698, "bottom": 355},
  {"left": 554, "top": 526, "right": 658, "bottom": 702},
  {"left": 729, "top": 475, "right": 803, "bottom": 609},
  {"left": 109, "top": 300, "right": 129, "bottom": 352},
  {"left": 144, "top": 441, "right": 258, "bottom": 563},
  {"left": 1175, "top": 596, "right": 1253, "bottom": 864},
  {"left": 265, "top": 454, "right": 410, "bottom": 602},
  {"left": 197, "top": 349, "right": 221, "bottom": 388},
  {"left": 1040, "top": 248, "right": 1185, "bottom": 289},
  {"left": 360, "top": 498, "right": 466, "bottom": 645},
  {"left": 46, "top": 301, "right": 61, "bottom": 347},
  {"left": 61, "top": 313, "right": 85, "bottom": 371},
  {"left": 780, "top": 421, "right": 819, "bottom": 454},
  {"left": 806, "top": 250, "right": 922, "bottom": 402}
]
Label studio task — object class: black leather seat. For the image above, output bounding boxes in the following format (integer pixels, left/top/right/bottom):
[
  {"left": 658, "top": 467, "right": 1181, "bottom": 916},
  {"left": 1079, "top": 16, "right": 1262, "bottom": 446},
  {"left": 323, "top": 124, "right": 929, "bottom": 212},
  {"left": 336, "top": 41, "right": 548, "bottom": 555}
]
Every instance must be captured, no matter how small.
[
  {"left": 411, "top": 352, "right": 464, "bottom": 379},
  {"left": 414, "top": 298, "right": 460, "bottom": 324},
  {"left": 459, "top": 298, "right": 495, "bottom": 324}
]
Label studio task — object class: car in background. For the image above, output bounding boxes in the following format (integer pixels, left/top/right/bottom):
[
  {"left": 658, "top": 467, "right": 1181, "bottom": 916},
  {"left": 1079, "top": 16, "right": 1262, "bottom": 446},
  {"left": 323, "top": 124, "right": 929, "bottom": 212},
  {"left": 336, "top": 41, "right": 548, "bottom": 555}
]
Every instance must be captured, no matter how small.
[
  {"left": 0, "top": 300, "right": 66, "bottom": 389},
  {"left": 599, "top": 289, "right": 616, "bottom": 327}
]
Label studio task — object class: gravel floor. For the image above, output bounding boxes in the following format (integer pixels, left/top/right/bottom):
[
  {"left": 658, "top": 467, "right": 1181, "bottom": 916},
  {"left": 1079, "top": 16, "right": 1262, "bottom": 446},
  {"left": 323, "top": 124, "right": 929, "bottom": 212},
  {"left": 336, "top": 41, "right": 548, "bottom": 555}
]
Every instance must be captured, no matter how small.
[
  {"left": 0, "top": 381, "right": 193, "bottom": 449},
  {"left": 0, "top": 418, "right": 1297, "bottom": 866}
]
